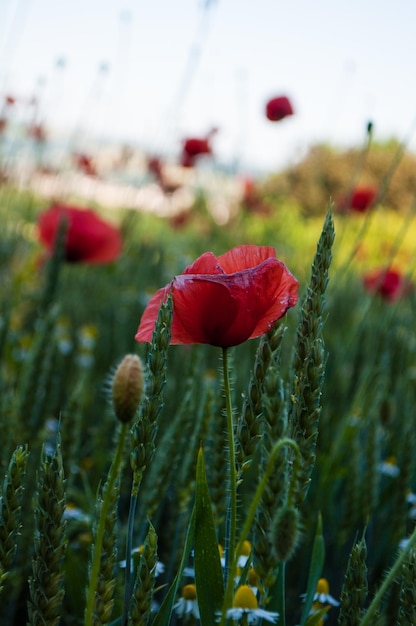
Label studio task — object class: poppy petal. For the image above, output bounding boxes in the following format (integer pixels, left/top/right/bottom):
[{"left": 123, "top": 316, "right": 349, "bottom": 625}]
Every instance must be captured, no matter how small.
[
  {"left": 217, "top": 245, "right": 277, "bottom": 273},
  {"left": 183, "top": 251, "right": 225, "bottom": 275},
  {"left": 135, "top": 285, "right": 172, "bottom": 342},
  {"left": 170, "top": 277, "right": 240, "bottom": 346}
]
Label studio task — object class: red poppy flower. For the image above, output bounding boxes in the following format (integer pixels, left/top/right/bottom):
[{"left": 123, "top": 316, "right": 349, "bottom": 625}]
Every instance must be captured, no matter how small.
[
  {"left": 344, "top": 186, "right": 378, "bottom": 213},
  {"left": 135, "top": 245, "right": 299, "bottom": 348},
  {"left": 182, "top": 137, "right": 212, "bottom": 157},
  {"left": 363, "top": 268, "right": 411, "bottom": 302},
  {"left": 38, "top": 204, "right": 122, "bottom": 264},
  {"left": 265, "top": 96, "right": 294, "bottom": 122},
  {"left": 180, "top": 128, "right": 218, "bottom": 167}
]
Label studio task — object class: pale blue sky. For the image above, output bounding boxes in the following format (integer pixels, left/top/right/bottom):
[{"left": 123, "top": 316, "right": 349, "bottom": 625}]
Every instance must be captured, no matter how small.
[{"left": 1, "top": 0, "right": 416, "bottom": 172}]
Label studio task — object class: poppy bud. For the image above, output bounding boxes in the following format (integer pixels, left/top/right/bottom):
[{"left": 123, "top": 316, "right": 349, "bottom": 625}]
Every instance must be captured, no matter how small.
[
  {"left": 112, "top": 354, "right": 144, "bottom": 423},
  {"left": 271, "top": 504, "right": 301, "bottom": 562}
]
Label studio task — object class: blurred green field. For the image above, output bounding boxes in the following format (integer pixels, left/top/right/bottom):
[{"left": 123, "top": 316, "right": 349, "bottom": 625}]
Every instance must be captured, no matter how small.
[{"left": 0, "top": 180, "right": 415, "bottom": 626}]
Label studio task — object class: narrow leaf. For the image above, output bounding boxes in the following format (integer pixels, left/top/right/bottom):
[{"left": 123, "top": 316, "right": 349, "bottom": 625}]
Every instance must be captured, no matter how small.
[
  {"left": 150, "top": 507, "right": 195, "bottom": 626},
  {"left": 299, "top": 513, "right": 325, "bottom": 626},
  {"left": 194, "top": 447, "right": 224, "bottom": 625},
  {"left": 305, "top": 605, "right": 330, "bottom": 625}
]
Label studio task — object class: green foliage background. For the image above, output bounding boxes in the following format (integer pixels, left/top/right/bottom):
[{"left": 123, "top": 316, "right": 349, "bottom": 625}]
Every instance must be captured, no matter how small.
[{"left": 0, "top": 138, "right": 416, "bottom": 625}]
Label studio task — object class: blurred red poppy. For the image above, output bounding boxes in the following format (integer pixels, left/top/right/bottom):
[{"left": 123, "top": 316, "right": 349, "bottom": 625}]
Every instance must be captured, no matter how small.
[
  {"left": 38, "top": 204, "right": 122, "bottom": 264},
  {"left": 363, "top": 268, "right": 411, "bottom": 302},
  {"left": 182, "top": 137, "right": 211, "bottom": 157},
  {"left": 73, "top": 153, "right": 98, "bottom": 177},
  {"left": 240, "top": 176, "right": 271, "bottom": 216},
  {"left": 147, "top": 156, "right": 164, "bottom": 181},
  {"left": 180, "top": 128, "right": 218, "bottom": 167},
  {"left": 27, "top": 123, "right": 47, "bottom": 142},
  {"left": 135, "top": 245, "right": 299, "bottom": 347},
  {"left": 265, "top": 96, "right": 294, "bottom": 122},
  {"left": 343, "top": 186, "right": 378, "bottom": 213}
]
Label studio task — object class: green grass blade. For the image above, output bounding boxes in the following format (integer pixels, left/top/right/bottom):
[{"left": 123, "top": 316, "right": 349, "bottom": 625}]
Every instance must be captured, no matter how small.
[
  {"left": 150, "top": 507, "right": 195, "bottom": 626},
  {"left": 194, "top": 447, "right": 224, "bottom": 625},
  {"left": 299, "top": 513, "right": 325, "bottom": 626}
]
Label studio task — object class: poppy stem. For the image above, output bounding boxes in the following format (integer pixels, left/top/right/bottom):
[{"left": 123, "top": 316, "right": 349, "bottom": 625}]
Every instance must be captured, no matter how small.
[
  {"left": 220, "top": 346, "right": 238, "bottom": 622},
  {"left": 222, "top": 347, "right": 237, "bottom": 583}
]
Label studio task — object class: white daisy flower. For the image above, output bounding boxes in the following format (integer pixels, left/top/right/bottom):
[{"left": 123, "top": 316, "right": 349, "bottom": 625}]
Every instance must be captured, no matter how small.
[
  {"left": 118, "top": 545, "right": 164, "bottom": 576},
  {"left": 225, "top": 585, "right": 279, "bottom": 624},
  {"left": 222, "top": 540, "right": 252, "bottom": 569},
  {"left": 237, "top": 540, "right": 252, "bottom": 568},
  {"left": 406, "top": 492, "right": 416, "bottom": 505},
  {"left": 312, "top": 579, "right": 339, "bottom": 606},
  {"left": 174, "top": 584, "right": 200, "bottom": 619},
  {"left": 378, "top": 456, "right": 400, "bottom": 477},
  {"left": 63, "top": 503, "right": 90, "bottom": 523}
]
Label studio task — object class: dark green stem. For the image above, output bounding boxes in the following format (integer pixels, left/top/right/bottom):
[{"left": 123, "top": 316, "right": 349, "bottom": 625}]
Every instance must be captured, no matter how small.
[
  {"left": 122, "top": 470, "right": 143, "bottom": 626},
  {"left": 222, "top": 347, "right": 237, "bottom": 587},
  {"left": 84, "top": 422, "right": 128, "bottom": 626}
]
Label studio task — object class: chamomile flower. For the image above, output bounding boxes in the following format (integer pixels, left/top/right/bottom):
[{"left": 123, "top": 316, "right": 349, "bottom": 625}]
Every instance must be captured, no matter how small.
[
  {"left": 247, "top": 568, "right": 260, "bottom": 594},
  {"left": 378, "top": 456, "right": 400, "bottom": 477},
  {"left": 225, "top": 585, "right": 279, "bottom": 624},
  {"left": 312, "top": 578, "right": 339, "bottom": 606},
  {"left": 174, "top": 584, "right": 200, "bottom": 619},
  {"left": 237, "top": 540, "right": 252, "bottom": 568},
  {"left": 63, "top": 502, "right": 90, "bottom": 523},
  {"left": 222, "top": 541, "right": 252, "bottom": 569},
  {"left": 406, "top": 491, "right": 416, "bottom": 519},
  {"left": 118, "top": 545, "right": 164, "bottom": 576}
]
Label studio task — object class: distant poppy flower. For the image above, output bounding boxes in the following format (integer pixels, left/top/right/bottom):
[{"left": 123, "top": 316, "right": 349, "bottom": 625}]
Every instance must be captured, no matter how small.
[
  {"left": 73, "top": 153, "right": 98, "bottom": 177},
  {"left": 168, "top": 210, "right": 192, "bottom": 230},
  {"left": 342, "top": 186, "right": 378, "bottom": 213},
  {"left": 135, "top": 245, "right": 299, "bottom": 348},
  {"left": 180, "top": 127, "right": 218, "bottom": 167},
  {"left": 265, "top": 95, "right": 294, "bottom": 122},
  {"left": 27, "top": 123, "right": 47, "bottom": 142},
  {"left": 241, "top": 176, "right": 271, "bottom": 216},
  {"left": 5, "top": 95, "right": 16, "bottom": 107},
  {"left": 183, "top": 137, "right": 211, "bottom": 157},
  {"left": 147, "top": 156, "right": 164, "bottom": 180},
  {"left": 363, "top": 268, "right": 411, "bottom": 302},
  {"left": 38, "top": 204, "right": 122, "bottom": 264}
]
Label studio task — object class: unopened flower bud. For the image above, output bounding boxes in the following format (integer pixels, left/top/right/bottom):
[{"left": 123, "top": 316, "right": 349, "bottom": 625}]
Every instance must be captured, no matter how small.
[
  {"left": 271, "top": 505, "right": 301, "bottom": 562},
  {"left": 112, "top": 354, "right": 144, "bottom": 423}
]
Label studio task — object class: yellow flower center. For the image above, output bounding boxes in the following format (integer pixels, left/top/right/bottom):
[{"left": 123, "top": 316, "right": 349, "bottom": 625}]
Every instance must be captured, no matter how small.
[
  {"left": 248, "top": 567, "right": 260, "bottom": 587},
  {"left": 240, "top": 540, "right": 252, "bottom": 556},
  {"left": 232, "top": 585, "right": 258, "bottom": 609},
  {"left": 182, "top": 584, "right": 197, "bottom": 600},
  {"left": 316, "top": 578, "right": 329, "bottom": 595}
]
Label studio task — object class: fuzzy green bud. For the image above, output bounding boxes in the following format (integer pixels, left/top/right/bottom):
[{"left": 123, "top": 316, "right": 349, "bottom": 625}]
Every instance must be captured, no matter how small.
[
  {"left": 271, "top": 505, "right": 301, "bottom": 562},
  {"left": 112, "top": 354, "right": 144, "bottom": 423}
]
